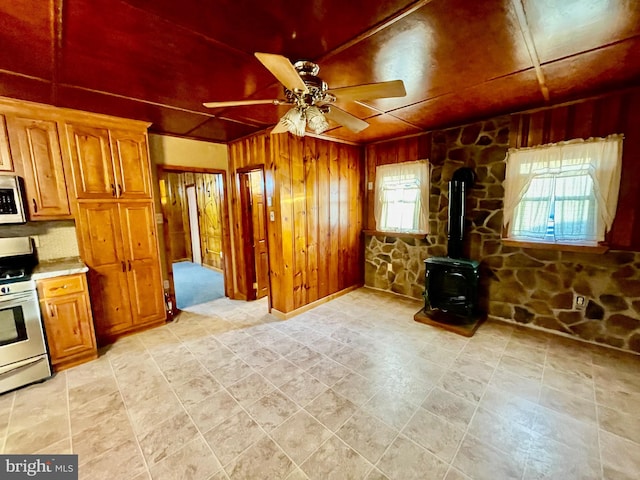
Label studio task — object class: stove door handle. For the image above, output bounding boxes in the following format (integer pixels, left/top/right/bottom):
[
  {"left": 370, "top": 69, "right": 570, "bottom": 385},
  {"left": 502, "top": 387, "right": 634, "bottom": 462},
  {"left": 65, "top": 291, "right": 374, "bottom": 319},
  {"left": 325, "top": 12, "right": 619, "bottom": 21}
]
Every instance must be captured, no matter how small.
[{"left": 0, "top": 356, "right": 47, "bottom": 378}]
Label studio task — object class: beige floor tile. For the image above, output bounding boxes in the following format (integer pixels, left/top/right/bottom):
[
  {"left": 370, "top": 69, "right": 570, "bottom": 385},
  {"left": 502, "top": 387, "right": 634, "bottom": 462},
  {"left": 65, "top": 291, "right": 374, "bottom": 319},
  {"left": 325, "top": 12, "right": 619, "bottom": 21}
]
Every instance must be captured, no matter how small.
[
  {"left": 172, "top": 372, "right": 222, "bottom": 407},
  {"left": 598, "top": 404, "right": 640, "bottom": 444},
  {"left": 337, "top": 410, "right": 398, "bottom": 463},
  {"left": 530, "top": 404, "right": 600, "bottom": 453},
  {"left": 538, "top": 384, "right": 597, "bottom": 424},
  {"left": 203, "top": 410, "right": 265, "bottom": 465},
  {"left": 301, "top": 435, "right": 372, "bottom": 480},
  {"left": 237, "top": 346, "right": 281, "bottom": 369},
  {"left": 5, "top": 413, "right": 69, "bottom": 454},
  {"left": 226, "top": 372, "right": 274, "bottom": 407},
  {"left": 439, "top": 370, "right": 487, "bottom": 404},
  {"left": 259, "top": 358, "right": 307, "bottom": 388},
  {"left": 186, "top": 389, "right": 243, "bottom": 434},
  {"left": 377, "top": 435, "right": 448, "bottom": 480},
  {"left": 478, "top": 386, "right": 541, "bottom": 430},
  {"left": 448, "top": 355, "right": 495, "bottom": 384},
  {"left": 402, "top": 407, "right": 465, "bottom": 462},
  {"left": 69, "top": 390, "right": 127, "bottom": 436},
  {"left": 72, "top": 410, "right": 135, "bottom": 465},
  {"left": 306, "top": 357, "right": 352, "bottom": 386},
  {"left": 497, "top": 354, "right": 544, "bottom": 382},
  {"left": 362, "top": 390, "right": 418, "bottom": 430},
  {"left": 79, "top": 439, "right": 146, "bottom": 480},
  {"left": 225, "top": 436, "right": 294, "bottom": 480},
  {"left": 149, "top": 435, "right": 221, "bottom": 480},
  {"left": 271, "top": 410, "right": 332, "bottom": 464},
  {"left": 543, "top": 365, "right": 595, "bottom": 401},
  {"left": 304, "top": 389, "right": 358, "bottom": 431},
  {"left": 332, "top": 372, "right": 381, "bottom": 406},
  {"left": 453, "top": 433, "right": 526, "bottom": 480},
  {"left": 245, "top": 390, "right": 299, "bottom": 431},
  {"left": 488, "top": 368, "right": 541, "bottom": 402},
  {"left": 524, "top": 434, "right": 601, "bottom": 480},
  {"left": 279, "top": 372, "right": 328, "bottom": 407},
  {"left": 422, "top": 387, "right": 477, "bottom": 429},
  {"left": 68, "top": 374, "right": 119, "bottom": 410},
  {"left": 600, "top": 429, "right": 640, "bottom": 480},
  {"left": 138, "top": 410, "right": 199, "bottom": 465}
]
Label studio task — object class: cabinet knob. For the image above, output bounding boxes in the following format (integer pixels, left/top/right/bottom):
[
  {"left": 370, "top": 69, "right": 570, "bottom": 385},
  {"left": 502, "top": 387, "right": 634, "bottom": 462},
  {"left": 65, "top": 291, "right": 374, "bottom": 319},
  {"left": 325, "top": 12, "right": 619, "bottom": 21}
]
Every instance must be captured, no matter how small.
[{"left": 111, "top": 184, "right": 116, "bottom": 197}]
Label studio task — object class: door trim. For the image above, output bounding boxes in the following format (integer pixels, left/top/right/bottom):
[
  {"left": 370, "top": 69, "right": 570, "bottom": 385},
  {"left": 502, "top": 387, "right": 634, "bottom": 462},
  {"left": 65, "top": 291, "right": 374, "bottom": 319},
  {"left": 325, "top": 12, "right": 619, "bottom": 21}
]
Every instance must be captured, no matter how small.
[{"left": 157, "top": 166, "right": 234, "bottom": 303}]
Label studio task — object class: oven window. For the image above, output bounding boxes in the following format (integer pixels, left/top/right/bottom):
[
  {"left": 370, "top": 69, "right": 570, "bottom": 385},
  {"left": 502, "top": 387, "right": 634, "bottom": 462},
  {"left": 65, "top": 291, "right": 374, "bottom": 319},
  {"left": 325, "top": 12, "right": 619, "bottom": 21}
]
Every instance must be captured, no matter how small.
[{"left": 0, "top": 305, "right": 28, "bottom": 346}]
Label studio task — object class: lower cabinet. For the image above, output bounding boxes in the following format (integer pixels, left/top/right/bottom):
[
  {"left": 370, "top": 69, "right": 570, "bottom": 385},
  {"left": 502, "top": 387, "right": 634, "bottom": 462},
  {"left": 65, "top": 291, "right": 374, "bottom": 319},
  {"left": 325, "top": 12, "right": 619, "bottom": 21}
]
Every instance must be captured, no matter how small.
[
  {"left": 75, "top": 201, "right": 166, "bottom": 344},
  {"left": 37, "top": 273, "right": 98, "bottom": 371}
]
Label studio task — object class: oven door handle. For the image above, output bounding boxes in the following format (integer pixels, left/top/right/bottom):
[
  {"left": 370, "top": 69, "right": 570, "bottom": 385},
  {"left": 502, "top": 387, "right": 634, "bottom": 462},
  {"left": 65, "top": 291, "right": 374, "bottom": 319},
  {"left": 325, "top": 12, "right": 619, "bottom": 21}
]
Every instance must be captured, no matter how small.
[
  {"left": 0, "top": 355, "right": 48, "bottom": 378},
  {"left": 0, "top": 291, "right": 36, "bottom": 305}
]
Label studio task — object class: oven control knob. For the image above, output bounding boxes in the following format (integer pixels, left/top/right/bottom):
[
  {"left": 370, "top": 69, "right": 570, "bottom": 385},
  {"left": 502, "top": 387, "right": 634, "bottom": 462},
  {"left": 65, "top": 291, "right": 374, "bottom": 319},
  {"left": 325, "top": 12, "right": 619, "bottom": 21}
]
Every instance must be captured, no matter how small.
[{"left": 0, "top": 286, "right": 8, "bottom": 294}]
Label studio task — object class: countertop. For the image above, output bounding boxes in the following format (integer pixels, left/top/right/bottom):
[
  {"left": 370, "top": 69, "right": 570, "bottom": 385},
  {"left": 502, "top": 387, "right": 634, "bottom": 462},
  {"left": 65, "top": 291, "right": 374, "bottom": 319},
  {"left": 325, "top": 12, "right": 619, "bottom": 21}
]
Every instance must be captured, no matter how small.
[{"left": 31, "top": 257, "right": 88, "bottom": 280}]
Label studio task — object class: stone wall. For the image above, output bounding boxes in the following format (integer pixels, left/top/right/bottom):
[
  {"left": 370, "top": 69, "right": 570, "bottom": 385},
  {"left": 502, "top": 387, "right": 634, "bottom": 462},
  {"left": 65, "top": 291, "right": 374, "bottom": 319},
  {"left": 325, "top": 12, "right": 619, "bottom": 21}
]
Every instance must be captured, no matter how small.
[{"left": 364, "top": 116, "right": 640, "bottom": 353}]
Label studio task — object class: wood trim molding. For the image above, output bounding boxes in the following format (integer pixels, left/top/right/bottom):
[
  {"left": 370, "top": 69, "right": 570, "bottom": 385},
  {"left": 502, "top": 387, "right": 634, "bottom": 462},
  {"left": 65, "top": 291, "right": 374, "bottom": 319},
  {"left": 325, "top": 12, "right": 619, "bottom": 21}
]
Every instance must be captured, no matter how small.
[
  {"left": 270, "top": 284, "right": 362, "bottom": 320},
  {"left": 502, "top": 238, "right": 609, "bottom": 254},
  {"left": 363, "top": 229, "right": 428, "bottom": 239}
]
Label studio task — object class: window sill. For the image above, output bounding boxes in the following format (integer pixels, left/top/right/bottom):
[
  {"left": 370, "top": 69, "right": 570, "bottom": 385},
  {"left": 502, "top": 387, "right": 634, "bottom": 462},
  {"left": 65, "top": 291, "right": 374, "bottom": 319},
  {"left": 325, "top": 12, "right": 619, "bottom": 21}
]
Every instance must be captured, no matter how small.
[
  {"left": 502, "top": 238, "right": 609, "bottom": 254},
  {"left": 363, "top": 229, "right": 427, "bottom": 239}
]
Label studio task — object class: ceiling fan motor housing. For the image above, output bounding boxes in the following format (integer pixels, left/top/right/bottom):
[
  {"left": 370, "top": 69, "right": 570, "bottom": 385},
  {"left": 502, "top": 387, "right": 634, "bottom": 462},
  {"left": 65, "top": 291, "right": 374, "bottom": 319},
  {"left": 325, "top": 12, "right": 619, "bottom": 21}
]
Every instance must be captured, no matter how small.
[{"left": 285, "top": 61, "right": 335, "bottom": 108}]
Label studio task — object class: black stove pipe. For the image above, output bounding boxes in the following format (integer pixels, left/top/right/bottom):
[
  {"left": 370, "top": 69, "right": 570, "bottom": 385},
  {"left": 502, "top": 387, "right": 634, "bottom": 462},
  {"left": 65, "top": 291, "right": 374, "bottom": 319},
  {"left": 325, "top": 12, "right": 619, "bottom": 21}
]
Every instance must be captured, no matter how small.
[{"left": 447, "top": 167, "right": 475, "bottom": 259}]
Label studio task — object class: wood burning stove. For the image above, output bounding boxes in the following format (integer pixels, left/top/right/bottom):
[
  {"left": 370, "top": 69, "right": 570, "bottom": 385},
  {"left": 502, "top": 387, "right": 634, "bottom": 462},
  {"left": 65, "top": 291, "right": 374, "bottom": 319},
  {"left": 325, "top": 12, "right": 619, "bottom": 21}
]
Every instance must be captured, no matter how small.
[{"left": 415, "top": 167, "right": 482, "bottom": 336}]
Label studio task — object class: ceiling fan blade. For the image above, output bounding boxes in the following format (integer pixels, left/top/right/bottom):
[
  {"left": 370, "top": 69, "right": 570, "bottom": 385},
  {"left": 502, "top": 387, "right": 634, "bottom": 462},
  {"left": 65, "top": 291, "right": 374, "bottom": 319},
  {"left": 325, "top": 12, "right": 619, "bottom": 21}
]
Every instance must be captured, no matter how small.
[
  {"left": 203, "top": 99, "right": 288, "bottom": 108},
  {"left": 324, "top": 106, "right": 369, "bottom": 133},
  {"left": 327, "top": 79, "right": 406, "bottom": 101},
  {"left": 255, "top": 52, "right": 309, "bottom": 94}
]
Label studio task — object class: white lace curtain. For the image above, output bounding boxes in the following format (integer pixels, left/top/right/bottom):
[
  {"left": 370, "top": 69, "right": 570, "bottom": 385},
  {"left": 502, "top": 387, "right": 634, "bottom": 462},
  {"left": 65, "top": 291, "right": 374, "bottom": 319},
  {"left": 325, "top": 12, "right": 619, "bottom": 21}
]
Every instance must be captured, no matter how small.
[
  {"left": 374, "top": 160, "right": 430, "bottom": 233},
  {"left": 503, "top": 134, "right": 624, "bottom": 242}
]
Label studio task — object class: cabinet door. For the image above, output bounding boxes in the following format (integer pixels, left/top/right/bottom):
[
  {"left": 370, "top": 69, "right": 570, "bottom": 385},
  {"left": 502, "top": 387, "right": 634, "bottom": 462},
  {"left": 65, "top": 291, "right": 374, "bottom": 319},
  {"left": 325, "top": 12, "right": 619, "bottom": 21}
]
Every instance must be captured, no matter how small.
[
  {"left": 76, "top": 203, "right": 133, "bottom": 338},
  {"left": 0, "top": 115, "right": 13, "bottom": 171},
  {"left": 66, "top": 124, "right": 117, "bottom": 199},
  {"left": 7, "top": 117, "right": 70, "bottom": 218},
  {"left": 110, "top": 130, "right": 152, "bottom": 199},
  {"left": 42, "top": 290, "right": 96, "bottom": 365},
  {"left": 119, "top": 202, "right": 165, "bottom": 325}
]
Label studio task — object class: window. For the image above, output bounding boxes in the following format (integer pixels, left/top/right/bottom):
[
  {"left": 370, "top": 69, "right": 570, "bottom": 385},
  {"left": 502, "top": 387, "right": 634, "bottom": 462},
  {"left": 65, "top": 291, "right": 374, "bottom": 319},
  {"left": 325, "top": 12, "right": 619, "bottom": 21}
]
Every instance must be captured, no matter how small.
[
  {"left": 374, "top": 160, "right": 429, "bottom": 234},
  {"left": 503, "top": 134, "right": 623, "bottom": 245}
]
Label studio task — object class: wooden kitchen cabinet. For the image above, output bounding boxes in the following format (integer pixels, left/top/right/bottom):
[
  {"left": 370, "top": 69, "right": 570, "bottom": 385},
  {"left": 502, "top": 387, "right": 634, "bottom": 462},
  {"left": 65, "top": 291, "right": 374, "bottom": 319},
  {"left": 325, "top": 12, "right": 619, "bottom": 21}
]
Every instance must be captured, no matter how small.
[
  {"left": 66, "top": 123, "right": 152, "bottom": 200},
  {"left": 37, "top": 273, "right": 98, "bottom": 371},
  {"left": 6, "top": 116, "right": 71, "bottom": 219},
  {"left": 75, "top": 201, "right": 165, "bottom": 344},
  {"left": 0, "top": 115, "right": 13, "bottom": 171}
]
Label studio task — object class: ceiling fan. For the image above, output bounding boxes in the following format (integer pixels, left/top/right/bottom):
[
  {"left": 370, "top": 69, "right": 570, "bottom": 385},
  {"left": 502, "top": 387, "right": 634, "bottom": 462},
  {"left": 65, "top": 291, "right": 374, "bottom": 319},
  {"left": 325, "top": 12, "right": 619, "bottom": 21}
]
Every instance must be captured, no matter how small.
[{"left": 203, "top": 52, "right": 407, "bottom": 136}]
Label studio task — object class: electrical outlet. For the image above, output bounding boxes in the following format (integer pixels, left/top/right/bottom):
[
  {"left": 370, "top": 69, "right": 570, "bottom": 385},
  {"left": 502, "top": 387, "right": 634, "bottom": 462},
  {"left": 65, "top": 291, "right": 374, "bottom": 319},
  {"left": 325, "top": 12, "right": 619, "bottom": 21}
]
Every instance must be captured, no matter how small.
[
  {"left": 163, "top": 280, "right": 170, "bottom": 289},
  {"left": 387, "top": 263, "right": 393, "bottom": 273},
  {"left": 574, "top": 294, "right": 587, "bottom": 310}
]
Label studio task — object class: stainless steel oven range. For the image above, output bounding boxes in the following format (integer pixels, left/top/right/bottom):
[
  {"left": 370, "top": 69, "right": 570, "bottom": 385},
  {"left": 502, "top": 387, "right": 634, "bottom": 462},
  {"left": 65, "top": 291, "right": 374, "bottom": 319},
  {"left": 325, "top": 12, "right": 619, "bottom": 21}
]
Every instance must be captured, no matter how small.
[{"left": 0, "top": 237, "right": 51, "bottom": 395}]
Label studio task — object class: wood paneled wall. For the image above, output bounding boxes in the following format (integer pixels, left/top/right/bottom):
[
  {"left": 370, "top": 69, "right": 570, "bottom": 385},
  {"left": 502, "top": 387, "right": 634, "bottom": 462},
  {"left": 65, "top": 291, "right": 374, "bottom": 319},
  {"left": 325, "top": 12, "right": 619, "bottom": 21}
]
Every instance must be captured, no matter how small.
[
  {"left": 363, "top": 135, "right": 432, "bottom": 231},
  {"left": 229, "top": 132, "right": 364, "bottom": 313},
  {"left": 509, "top": 89, "right": 640, "bottom": 250}
]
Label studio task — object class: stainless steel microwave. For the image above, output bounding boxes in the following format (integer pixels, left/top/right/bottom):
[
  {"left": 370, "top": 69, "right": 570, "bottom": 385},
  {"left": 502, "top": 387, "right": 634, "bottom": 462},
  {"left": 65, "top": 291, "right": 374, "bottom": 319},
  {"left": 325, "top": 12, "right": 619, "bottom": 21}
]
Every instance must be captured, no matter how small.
[{"left": 0, "top": 176, "right": 26, "bottom": 224}]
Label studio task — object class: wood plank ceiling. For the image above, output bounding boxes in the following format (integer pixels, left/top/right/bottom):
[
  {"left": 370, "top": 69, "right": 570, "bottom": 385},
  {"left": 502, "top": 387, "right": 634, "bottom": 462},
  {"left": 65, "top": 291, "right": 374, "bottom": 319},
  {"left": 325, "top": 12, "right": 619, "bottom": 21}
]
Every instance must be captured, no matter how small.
[{"left": 1, "top": 0, "right": 638, "bottom": 144}]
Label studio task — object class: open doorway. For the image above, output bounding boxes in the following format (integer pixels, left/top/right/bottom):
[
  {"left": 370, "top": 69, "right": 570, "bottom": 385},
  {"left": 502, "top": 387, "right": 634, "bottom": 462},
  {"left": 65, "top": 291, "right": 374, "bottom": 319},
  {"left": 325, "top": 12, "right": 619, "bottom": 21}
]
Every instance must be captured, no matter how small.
[{"left": 158, "top": 167, "right": 232, "bottom": 310}]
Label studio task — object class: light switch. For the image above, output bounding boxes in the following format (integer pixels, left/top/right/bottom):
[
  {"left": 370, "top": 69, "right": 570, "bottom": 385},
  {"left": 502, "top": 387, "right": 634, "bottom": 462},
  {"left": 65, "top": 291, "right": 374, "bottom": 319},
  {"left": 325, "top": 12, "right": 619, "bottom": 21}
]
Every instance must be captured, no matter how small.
[
  {"left": 155, "top": 213, "right": 164, "bottom": 224},
  {"left": 269, "top": 211, "right": 275, "bottom": 222},
  {"left": 267, "top": 196, "right": 272, "bottom": 207},
  {"left": 368, "top": 182, "right": 374, "bottom": 190}
]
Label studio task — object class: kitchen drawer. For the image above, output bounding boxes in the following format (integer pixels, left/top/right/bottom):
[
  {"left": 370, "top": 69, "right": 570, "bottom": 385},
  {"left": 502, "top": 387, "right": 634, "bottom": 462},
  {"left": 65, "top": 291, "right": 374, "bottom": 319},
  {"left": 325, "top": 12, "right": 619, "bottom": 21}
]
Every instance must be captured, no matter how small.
[{"left": 39, "top": 274, "right": 84, "bottom": 297}]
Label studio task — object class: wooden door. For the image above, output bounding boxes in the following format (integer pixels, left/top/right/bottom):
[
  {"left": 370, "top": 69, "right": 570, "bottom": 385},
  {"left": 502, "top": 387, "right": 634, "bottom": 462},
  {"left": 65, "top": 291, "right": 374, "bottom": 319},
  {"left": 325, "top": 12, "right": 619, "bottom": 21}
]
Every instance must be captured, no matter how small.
[
  {"left": 119, "top": 202, "right": 165, "bottom": 326},
  {"left": 7, "top": 117, "right": 70, "bottom": 218},
  {"left": 249, "top": 170, "right": 269, "bottom": 299},
  {"left": 199, "top": 173, "right": 224, "bottom": 270},
  {"left": 110, "top": 129, "right": 152, "bottom": 199},
  {"left": 164, "top": 172, "right": 190, "bottom": 262},
  {"left": 0, "top": 115, "right": 13, "bottom": 171},
  {"left": 66, "top": 124, "right": 116, "bottom": 199},
  {"left": 76, "top": 203, "right": 133, "bottom": 338}
]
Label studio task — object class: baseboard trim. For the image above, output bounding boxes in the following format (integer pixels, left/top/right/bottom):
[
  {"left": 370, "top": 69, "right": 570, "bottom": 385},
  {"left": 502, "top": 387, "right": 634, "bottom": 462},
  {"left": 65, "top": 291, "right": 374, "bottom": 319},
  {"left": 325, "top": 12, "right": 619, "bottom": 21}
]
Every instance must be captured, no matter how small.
[{"left": 270, "top": 284, "right": 362, "bottom": 320}]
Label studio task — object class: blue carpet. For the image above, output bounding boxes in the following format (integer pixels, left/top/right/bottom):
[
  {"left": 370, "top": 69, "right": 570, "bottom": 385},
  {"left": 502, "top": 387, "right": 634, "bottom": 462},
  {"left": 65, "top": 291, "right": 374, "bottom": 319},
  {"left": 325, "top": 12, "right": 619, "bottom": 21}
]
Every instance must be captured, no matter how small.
[{"left": 173, "top": 261, "right": 225, "bottom": 309}]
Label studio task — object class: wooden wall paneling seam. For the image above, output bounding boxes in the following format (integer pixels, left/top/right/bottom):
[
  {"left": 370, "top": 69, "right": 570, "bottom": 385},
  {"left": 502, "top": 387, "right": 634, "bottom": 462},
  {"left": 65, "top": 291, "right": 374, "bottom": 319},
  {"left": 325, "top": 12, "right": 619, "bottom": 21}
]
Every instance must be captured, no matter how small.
[
  {"left": 291, "top": 136, "right": 307, "bottom": 309},
  {"left": 0, "top": 115, "right": 14, "bottom": 171},
  {"left": 328, "top": 141, "right": 340, "bottom": 295},
  {"left": 304, "top": 139, "right": 320, "bottom": 304},
  {"left": 316, "top": 138, "right": 331, "bottom": 299}
]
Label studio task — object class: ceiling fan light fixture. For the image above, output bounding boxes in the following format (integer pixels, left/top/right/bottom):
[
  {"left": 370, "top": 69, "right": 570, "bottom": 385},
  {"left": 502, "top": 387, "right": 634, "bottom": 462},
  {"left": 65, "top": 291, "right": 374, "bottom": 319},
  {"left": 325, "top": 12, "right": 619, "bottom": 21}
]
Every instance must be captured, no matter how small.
[
  {"left": 278, "top": 107, "right": 306, "bottom": 136},
  {"left": 306, "top": 106, "right": 329, "bottom": 134}
]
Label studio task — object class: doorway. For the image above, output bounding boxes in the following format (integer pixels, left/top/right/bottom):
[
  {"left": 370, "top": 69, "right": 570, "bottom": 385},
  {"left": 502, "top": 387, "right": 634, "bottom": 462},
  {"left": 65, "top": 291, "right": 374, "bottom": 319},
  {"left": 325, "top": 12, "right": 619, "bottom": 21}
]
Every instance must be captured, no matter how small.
[{"left": 158, "top": 167, "right": 232, "bottom": 310}]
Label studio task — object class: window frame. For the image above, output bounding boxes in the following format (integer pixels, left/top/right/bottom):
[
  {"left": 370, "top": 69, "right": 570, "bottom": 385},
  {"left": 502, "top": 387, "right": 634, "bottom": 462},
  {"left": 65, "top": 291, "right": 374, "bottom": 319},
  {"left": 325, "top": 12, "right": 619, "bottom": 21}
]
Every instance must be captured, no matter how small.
[{"left": 373, "top": 160, "right": 430, "bottom": 236}]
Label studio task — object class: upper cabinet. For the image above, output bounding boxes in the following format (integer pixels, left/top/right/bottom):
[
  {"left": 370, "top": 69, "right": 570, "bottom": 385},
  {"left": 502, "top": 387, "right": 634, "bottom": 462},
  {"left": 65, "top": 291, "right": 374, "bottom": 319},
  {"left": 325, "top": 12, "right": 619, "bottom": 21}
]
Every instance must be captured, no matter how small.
[
  {"left": 0, "top": 115, "right": 13, "bottom": 172},
  {"left": 6, "top": 117, "right": 71, "bottom": 219},
  {"left": 67, "top": 123, "right": 152, "bottom": 200}
]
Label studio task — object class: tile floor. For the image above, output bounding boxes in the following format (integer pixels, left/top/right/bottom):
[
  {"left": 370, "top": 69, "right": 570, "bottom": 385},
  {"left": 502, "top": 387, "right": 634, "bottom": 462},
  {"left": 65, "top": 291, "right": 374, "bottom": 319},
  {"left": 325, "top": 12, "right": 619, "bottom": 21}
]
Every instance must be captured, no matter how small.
[{"left": 1, "top": 287, "right": 639, "bottom": 480}]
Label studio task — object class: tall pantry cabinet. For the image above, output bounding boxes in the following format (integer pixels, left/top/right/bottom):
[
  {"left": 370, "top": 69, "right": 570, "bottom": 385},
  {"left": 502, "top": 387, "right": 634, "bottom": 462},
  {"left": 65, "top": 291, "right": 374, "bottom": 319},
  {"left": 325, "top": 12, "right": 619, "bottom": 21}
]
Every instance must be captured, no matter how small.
[{"left": 66, "top": 121, "right": 165, "bottom": 344}]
